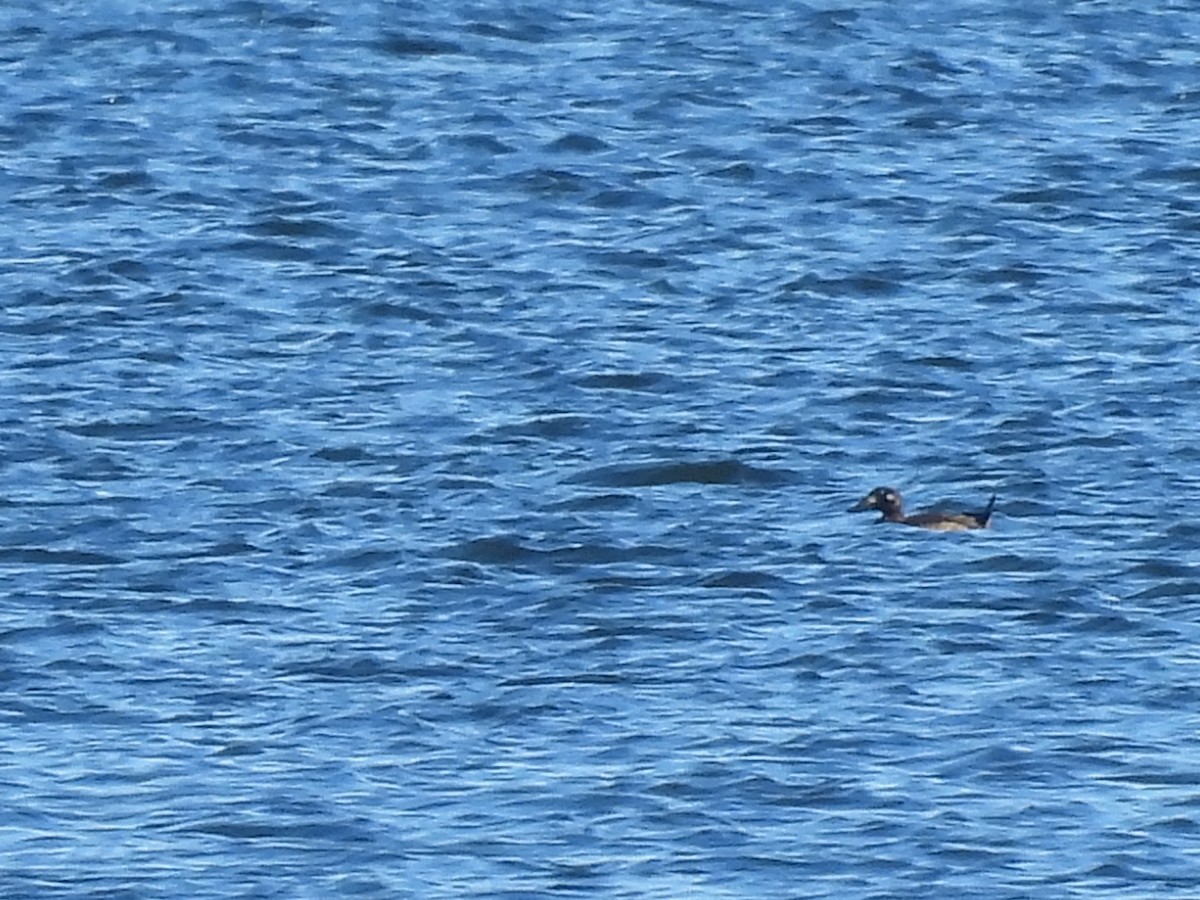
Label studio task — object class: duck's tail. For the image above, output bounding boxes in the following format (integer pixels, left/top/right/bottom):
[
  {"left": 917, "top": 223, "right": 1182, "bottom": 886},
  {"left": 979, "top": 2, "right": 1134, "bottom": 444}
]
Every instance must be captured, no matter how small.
[{"left": 978, "top": 493, "right": 997, "bottom": 527}]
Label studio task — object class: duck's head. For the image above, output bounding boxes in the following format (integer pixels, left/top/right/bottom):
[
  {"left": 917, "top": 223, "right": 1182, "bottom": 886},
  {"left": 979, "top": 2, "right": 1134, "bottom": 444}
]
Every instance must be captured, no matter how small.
[{"left": 849, "top": 486, "right": 904, "bottom": 519}]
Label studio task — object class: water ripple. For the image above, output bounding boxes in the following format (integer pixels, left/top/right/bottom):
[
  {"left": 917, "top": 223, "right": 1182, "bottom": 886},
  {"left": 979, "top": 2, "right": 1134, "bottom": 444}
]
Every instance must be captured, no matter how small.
[{"left": 3, "top": 0, "right": 1200, "bottom": 897}]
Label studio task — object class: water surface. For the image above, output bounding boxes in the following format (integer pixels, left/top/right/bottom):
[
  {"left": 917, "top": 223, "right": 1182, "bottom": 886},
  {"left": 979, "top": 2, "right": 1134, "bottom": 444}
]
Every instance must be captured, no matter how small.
[{"left": 3, "top": 1, "right": 1200, "bottom": 897}]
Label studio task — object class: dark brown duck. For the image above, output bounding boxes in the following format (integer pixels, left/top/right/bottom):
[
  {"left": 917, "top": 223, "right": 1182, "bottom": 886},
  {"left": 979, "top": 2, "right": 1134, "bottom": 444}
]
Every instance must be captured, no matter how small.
[{"left": 849, "top": 487, "right": 996, "bottom": 532}]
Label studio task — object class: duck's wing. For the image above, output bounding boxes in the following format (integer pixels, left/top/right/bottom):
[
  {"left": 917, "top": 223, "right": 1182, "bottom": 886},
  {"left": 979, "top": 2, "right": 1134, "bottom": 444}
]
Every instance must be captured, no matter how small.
[{"left": 902, "top": 511, "right": 978, "bottom": 531}]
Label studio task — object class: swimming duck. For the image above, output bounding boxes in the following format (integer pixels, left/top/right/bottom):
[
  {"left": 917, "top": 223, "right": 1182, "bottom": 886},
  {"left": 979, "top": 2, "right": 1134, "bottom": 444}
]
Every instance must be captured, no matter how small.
[{"left": 849, "top": 486, "right": 996, "bottom": 531}]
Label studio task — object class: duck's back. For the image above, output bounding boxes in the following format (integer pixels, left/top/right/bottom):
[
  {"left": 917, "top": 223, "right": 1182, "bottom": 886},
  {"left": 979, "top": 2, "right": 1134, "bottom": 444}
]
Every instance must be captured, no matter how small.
[{"left": 903, "top": 494, "right": 996, "bottom": 531}]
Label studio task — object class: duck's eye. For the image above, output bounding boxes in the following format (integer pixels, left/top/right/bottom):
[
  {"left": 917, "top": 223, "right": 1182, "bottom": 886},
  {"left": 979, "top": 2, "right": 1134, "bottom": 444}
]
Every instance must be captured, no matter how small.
[{"left": 884, "top": 492, "right": 897, "bottom": 502}]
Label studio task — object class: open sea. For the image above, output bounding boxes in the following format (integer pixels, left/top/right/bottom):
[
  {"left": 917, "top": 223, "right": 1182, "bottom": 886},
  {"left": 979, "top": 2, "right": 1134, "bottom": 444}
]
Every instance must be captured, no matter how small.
[{"left": 4, "top": 1, "right": 1200, "bottom": 897}]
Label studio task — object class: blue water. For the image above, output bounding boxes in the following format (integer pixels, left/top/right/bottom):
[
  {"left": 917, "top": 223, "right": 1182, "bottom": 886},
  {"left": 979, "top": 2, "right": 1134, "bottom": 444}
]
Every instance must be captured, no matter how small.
[{"left": 4, "top": 1, "right": 1200, "bottom": 897}]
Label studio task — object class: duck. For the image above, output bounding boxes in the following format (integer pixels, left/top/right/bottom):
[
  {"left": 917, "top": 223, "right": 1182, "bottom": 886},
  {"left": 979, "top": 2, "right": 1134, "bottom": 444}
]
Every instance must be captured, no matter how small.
[{"left": 849, "top": 486, "right": 996, "bottom": 532}]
